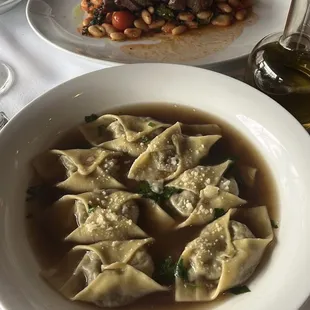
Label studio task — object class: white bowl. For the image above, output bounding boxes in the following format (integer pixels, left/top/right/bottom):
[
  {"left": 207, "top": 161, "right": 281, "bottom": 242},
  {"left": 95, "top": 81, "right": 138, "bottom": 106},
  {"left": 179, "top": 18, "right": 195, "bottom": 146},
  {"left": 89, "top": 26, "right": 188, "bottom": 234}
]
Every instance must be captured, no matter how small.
[{"left": 0, "top": 64, "right": 310, "bottom": 310}]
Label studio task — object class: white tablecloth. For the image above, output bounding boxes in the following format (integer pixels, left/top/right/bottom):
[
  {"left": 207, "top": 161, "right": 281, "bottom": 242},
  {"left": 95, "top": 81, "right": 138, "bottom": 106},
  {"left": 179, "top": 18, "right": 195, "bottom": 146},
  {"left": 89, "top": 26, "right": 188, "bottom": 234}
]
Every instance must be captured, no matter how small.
[
  {"left": 0, "top": 0, "right": 248, "bottom": 118},
  {"left": 0, "top": 1, "right": 309, "bottom": 309}
]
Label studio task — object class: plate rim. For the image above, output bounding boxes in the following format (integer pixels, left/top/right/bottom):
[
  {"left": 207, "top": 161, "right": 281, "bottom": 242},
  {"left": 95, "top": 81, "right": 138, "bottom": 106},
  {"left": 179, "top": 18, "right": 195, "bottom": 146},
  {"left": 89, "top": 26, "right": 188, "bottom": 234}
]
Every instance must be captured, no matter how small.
[{"left": 25, "top": 0, "right": 277, "bottom": 68}]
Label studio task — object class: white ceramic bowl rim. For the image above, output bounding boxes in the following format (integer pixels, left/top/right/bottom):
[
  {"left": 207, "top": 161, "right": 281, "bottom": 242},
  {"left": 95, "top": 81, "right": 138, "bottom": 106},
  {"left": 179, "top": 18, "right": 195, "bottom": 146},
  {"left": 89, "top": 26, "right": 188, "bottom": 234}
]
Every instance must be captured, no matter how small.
[{"left": 0, "top": 64, "right": 310, "bottom": 310}]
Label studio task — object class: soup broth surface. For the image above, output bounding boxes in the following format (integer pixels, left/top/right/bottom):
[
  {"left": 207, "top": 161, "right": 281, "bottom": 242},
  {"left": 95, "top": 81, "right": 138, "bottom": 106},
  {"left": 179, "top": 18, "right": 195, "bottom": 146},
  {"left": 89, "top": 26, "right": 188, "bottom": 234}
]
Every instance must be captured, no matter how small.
[{"left": 26, "top": 103, "right": 278, "bottom": 310}]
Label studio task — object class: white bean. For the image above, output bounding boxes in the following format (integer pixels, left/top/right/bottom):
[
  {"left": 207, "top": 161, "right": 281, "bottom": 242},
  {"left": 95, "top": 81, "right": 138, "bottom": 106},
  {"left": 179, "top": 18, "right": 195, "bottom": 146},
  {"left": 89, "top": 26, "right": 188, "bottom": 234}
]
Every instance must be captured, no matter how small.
[
  {"left": 211, "top": 14, "right": 232, "bottom": 26},
  {"left": 177, "top": 12, "right": 195, "bottom": 21},
  {"left": 141, "top": 9, "right": 152, "bottom": 25},
  {"left": 197, "top": 10, "right": 213, "bottom": 20},
  {"left": 149, "top": 19, "right": 165, "bottom": 29},
  {"left": 134, "top": 18, "right": 149, "bottom": 31},
  {"left": 217, "top": 2, "right": 233, "bottom": 13},
  {"left": 88, "top": 25, "right": 106, "bottom": 37},
  {"left": 235, "top": 9, "right": 247, "bottom": 20},
  {"left": 148, "top": 6, "right": 154, "bottom": 14},
  {"left": 124, "top": 28, "right": 142, "bottom": 39},
  {"left": 110, "top": 32, "right": 126, "bottom": 41},
  {"left": 102, "top": 23, "right": 118, "bottom": 35},
  {"left": 172, "top": 25, "right": 187, "bottom": 35}
]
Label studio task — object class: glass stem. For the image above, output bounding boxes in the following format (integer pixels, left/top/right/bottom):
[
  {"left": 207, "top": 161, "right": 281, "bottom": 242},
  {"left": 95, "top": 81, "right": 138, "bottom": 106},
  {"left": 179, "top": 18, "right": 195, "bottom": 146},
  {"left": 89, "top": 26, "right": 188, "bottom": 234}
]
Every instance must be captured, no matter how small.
[{"left": 280, "top": 0, "right": 310, "bottom": 51}]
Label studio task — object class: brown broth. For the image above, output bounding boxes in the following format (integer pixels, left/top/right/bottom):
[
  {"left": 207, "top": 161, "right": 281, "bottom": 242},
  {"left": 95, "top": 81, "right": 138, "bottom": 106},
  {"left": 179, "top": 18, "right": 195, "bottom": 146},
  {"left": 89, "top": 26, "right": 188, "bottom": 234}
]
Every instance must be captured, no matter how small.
[
  {"left": 121, "top": 13, "right": 258, "bottom": 63},
  {"left": 26, "top": 103, "right": 278, "bottom": 310}
]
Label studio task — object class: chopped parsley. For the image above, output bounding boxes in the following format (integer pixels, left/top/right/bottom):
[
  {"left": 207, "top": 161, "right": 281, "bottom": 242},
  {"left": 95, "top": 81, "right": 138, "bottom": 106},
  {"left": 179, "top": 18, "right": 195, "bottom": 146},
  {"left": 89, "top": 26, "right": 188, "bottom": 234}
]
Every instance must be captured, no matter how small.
[
  {"left": 155, "top": 4, "right": 175, "bottom": 20},
  {"left": 228, "top": 285, "right": 251, "bottom": 295},
  {"left": 155, "top": 256, "right": 176, "bottom": 285},
  {"left": 270, "top": 219, "right": 279, "bottom": 229},
  {"left": 88, "top": 204, "right": 96, "bottom": 213},
  {"left": 137, "top": 182, "right": 182, "bottom": 203},
  {"left": 213, "top": 208, "right": 226, "bottom": 220},
  {"left": 175, "top": 258, "right": 189, "bottom": 282},
  {"left": 148, "top": 122, "right": 156, "bottom": 127},
  {"left": 26, "top": 185, "right": 41, "bottom": 202},
  {"left": 84, "top": 114, "right": 98, "bottom": 123},
  {"left": 140, "top": 136, "right": 151, "bottom": 143}
]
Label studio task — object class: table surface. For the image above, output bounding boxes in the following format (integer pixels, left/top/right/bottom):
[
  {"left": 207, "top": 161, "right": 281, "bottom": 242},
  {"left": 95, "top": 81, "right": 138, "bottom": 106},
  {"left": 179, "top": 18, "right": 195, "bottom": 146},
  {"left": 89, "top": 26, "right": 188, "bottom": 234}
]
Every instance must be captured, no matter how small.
[{"left": 0, "top": 1, "right": 309, "bottom": 309}]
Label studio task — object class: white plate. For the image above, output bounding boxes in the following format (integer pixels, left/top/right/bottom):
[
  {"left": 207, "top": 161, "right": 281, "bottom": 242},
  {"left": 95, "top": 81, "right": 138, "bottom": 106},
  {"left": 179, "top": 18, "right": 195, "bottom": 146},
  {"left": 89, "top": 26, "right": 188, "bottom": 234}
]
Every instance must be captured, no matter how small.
[
  {"left": 0, "top": 64, "right": 310, "bottom": 310},
  {"left": 26, "top": 0, "right": 290, "bottom": 67}
]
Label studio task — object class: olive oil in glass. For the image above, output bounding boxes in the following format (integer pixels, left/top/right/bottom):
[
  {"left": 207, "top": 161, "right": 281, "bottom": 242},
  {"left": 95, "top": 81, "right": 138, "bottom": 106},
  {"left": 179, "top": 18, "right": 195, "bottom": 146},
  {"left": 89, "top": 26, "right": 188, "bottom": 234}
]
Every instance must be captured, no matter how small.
[{"left": 245, "top": 0, "right": 310, "bottom": 132}]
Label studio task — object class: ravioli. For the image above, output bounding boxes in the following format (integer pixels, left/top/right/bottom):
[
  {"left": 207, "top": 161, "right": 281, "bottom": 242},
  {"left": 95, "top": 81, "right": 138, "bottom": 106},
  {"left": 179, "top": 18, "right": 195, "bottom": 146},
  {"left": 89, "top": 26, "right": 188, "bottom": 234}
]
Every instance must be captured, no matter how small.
[
  {"left": 128, "top": 123, "right": 221, "bottom": 181},
  {"left": 177, "top": 185, "right": 246, "bottom": 228},
  {"left": 42, "top": 190, "right": 141, "bottom": 239},
  {"left": 42, "top": 238, "right": 167, "bottom": 307},
  {"left": 80, "top": 114, "right": 169, "bottom": 157},
  {"left": 175, "top": 206, "right": 274, "bottom": 302},
  {"left": 66, "top": 208, "right": 148, "bottom": 244},
  {"left": 32, "top": 148, "right": 125, "bottom": 192}
]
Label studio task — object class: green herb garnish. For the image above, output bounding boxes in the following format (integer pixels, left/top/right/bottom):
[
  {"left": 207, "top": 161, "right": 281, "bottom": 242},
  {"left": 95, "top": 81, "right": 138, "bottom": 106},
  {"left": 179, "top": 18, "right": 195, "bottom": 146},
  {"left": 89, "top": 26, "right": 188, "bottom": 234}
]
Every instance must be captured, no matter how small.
[
  {"left": 148, "top": 122, "right": 156, "bottom": 127},
  {"left": 140, "top": 136, "right": 151, "bottom": 143},
  {"left": 228, "top": 285, "right": 251, "bottom": 295},
  {"left": 26, "top": 185, "right": 41, "bottom": 202},
  {"left": 155, "top": 256, "right": 176, "bottom": 284},
  {"left": 137, "top": 182, "right": 182, "bottom": 203},
  {"left": 88, "top": 204, "right": 96, "bottom": 213},
  {"left": 175, "top": 258, "right": 188, "bottom": 282},
  {"left": 84, "top": 114, "right": 98, "bottom": 123},
  {"left": 213, "top": 208, "right": 226, "bottom": 220},
  {"left": 162, "top": 187, "right": 182, "bottom": 200},
  {"left": 155, "top": 4, "right": 174, "bottom": 20},
  {"left": 270, "top": 219, "right": 279, "bottom": 229}
]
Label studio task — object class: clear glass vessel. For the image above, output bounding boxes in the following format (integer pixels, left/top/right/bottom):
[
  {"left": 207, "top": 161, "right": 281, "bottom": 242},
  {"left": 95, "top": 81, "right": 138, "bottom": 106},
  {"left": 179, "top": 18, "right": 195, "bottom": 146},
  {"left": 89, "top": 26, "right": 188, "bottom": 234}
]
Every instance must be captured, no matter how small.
[{"left": 245, "top": 0, "right": 310, "bottom": 132}]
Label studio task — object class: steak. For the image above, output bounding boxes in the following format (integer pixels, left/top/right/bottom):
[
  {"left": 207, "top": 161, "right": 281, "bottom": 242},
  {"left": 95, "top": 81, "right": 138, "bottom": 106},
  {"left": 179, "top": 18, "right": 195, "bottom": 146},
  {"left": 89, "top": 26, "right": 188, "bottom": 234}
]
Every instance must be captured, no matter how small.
[
  {"left": 114, "top": 0, "right": 142, "bottom": 10},
  {"left": 168, "top": 0, "right": 186, "bottom": 11},
  {"left": 186, "top": 0, "right": 213, "bottom": 12}
]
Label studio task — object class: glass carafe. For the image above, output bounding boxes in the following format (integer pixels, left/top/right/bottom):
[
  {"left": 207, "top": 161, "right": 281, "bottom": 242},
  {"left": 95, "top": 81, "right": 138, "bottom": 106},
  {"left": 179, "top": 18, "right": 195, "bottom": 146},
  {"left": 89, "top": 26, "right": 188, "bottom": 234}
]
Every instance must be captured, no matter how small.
[{"left": 245, "top": 0, "right": 310, "bottom": 132}]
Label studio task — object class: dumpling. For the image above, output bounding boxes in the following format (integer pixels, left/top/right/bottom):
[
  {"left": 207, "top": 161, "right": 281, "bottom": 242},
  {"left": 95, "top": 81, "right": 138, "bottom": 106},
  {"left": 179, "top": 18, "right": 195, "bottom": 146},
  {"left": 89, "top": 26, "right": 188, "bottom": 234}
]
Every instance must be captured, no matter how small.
[
  {"left": 128, "top": 123, "right": 221, "bottom": 182},
  {"left": 169, "top": 190, "right": 199, "bottom": 217},
  {"left": 75, "top": 263, "right": 168, "bottom": 307},
  {"left": 79, "top": 114, "right": 170, "bottom": 157},
  {"left": 32, "top": 148, "right": 125, "bottom": 192},
  {"left": 167, "top": 161, "right": 232, "bottom": 217},
  {"left": 100, "top": 138, "right": 147, "bottom": 157},
  {"left": 175, "top": 206, "right": 274, "bottom": 302},
  {"left": 177, "top": 185, "right": 246, "bottom": 228},
  {"left": 66, "top": 208, "right": 148, "bottom": 244},
  {"left": 42, "top": 190, "right": 141, "bottom": 239},
  {"left": 42, "top": 238, "right": 167, "bottom": 307},
  {"left": 167, "top": 160, "right": 232, "bottom": 195},
  {"left": 138, "top": 198, "right": 176, "bottom": 233},
  {"left": 219, "top": 177, "right": 239, "bottom": 196}
]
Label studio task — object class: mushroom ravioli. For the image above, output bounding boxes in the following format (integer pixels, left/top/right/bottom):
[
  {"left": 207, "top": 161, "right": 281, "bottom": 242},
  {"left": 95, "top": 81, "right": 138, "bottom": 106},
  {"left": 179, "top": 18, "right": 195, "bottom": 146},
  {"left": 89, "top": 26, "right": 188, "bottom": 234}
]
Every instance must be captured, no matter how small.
[{"left": 26, "top": 105, "right": 277, "bottom": 309}]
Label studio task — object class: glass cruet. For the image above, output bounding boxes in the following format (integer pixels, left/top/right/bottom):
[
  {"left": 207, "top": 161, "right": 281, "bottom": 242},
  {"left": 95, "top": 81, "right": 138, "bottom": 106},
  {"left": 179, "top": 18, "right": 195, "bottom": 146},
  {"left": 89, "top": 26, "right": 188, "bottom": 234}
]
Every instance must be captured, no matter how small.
[{"left": 245, "top": 0, "right": 310, "bottom": 132}]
